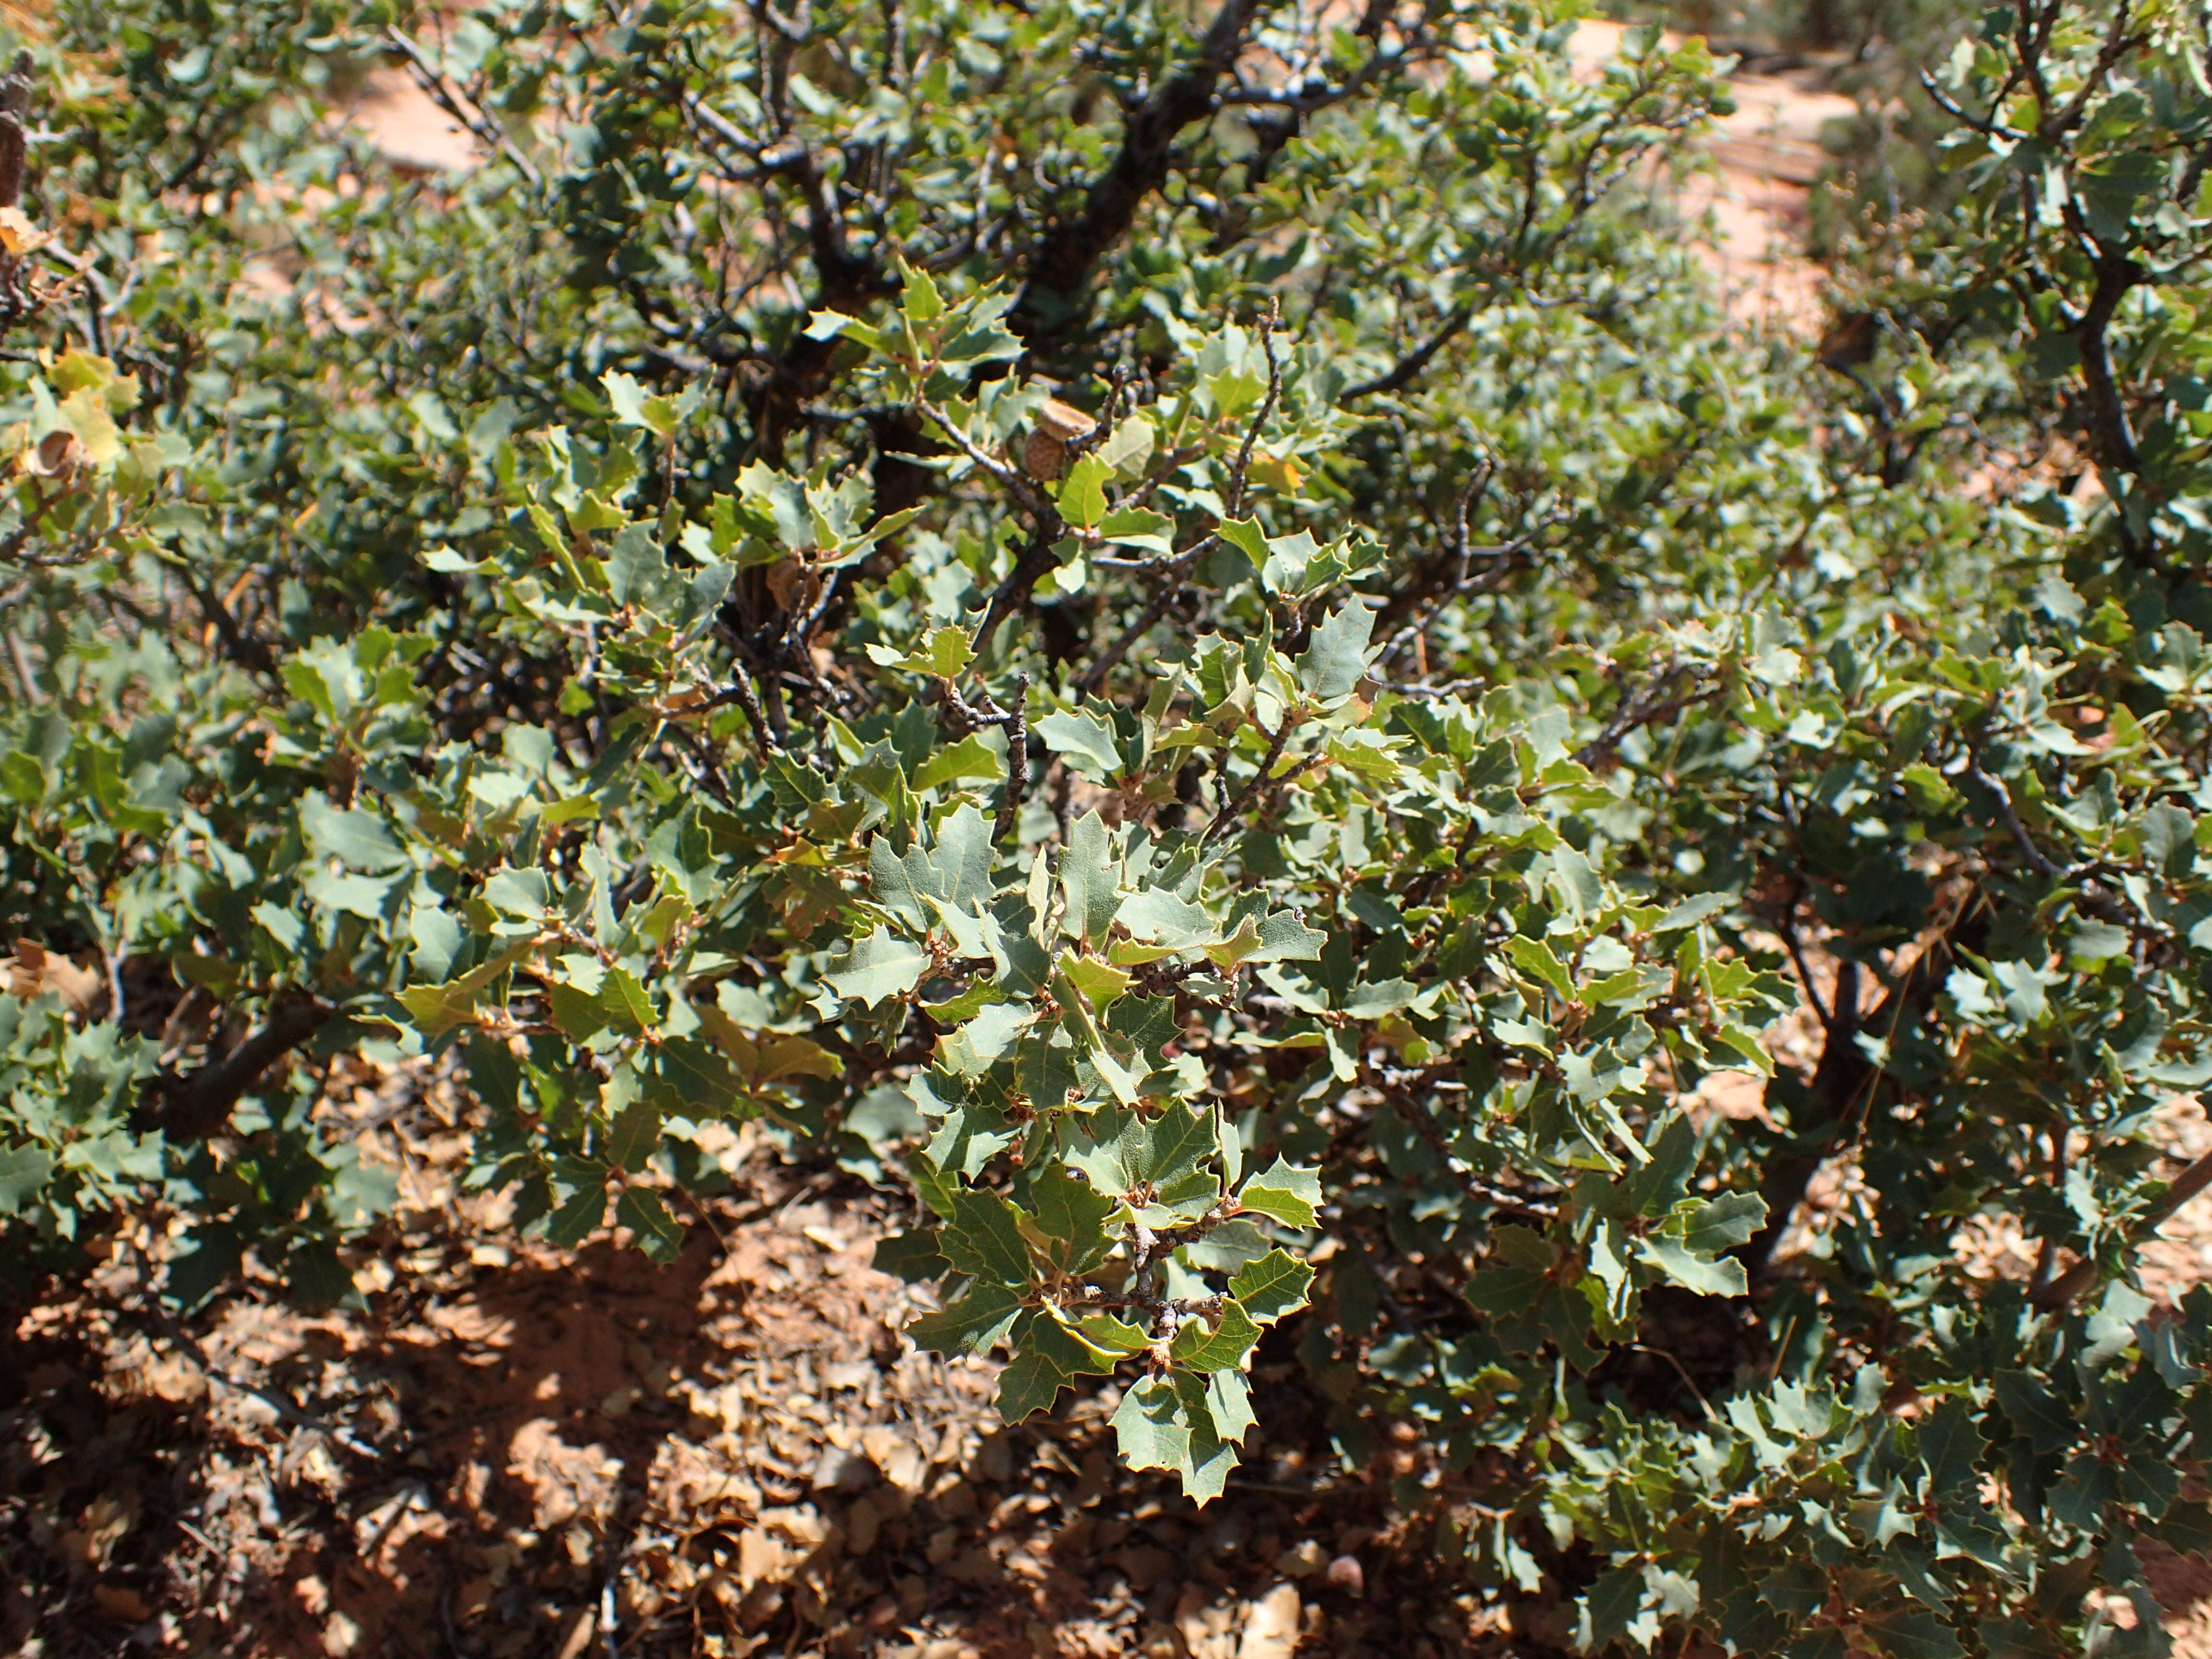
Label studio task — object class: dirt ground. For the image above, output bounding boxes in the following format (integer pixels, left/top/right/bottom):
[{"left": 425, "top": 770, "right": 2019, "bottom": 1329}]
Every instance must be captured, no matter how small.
[
  {"left": 2, "top": 1057, "right": 1483, "bottom": 1659},
  {"left": 15, "top": 1071, "right": 2212, "bottom": 1659}
]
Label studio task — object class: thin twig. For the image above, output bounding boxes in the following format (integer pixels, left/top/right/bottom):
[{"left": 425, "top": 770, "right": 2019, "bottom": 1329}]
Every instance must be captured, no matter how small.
[
  {"left": 387, "top": 28, "right": 545, "bottom": 186},
  {"left": 1770, "top": 905, "right": 1837, "bottom": 1038},
  {"left": 1075, "top": 577, "right": 1186, "bottom": 697},
  {"left": 1379, "top": 1074, "right": 1559, "bottom": 1220},
  {"left": 998, "top": 674, "right": 1030, "bottom": 844},
  {"left": 968, "top": 524, "right": 1061, "bottom": 661},
  {"left": 1573, "top": 664, "right": 1718, "bottom": 769},
  {"left": 143, "top": 1306, "right": 384, "bottom": 1458},
  {"left": 1204, "top": 716, "right": 1292, "bottom": 841},
  {"left": 1626, "top": 1342, "right": 1720, "bottom": 1422},
  {"left": 5, "top": 625, "right": 38, "bottom": 699},
  {"left": 705, "top": 665, "right": 778, "bottom": 754},
  {"left": 1963, "top": 753, "right": 2067, "bottom": 878},
  {"left": 1222, "top": 297, "right": 1282, "bottom": 519},
  {"left": 1916, "top": 68, "right": 2019, "bottom": 141},
  {"left": 1345, "top": 305, "right": 1472, "bottom": 400},
  {"left": 2033, "top": 1142, "right": 2212, "bottom": 1310},
  {"left": 915, "top": 393, "right": 1054, "bottom": 517},
  {"left": 939, "top": 673, "right": 1032, "bottom": 842}
]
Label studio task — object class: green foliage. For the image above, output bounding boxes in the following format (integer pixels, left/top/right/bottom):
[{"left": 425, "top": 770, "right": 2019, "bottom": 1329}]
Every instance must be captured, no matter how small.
[{"left": 10, "top": 0, "right": 2212, "bottom": 1652}]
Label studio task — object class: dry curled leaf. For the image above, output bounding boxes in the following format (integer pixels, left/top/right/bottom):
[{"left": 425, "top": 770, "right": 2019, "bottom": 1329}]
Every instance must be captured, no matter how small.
[
  {"left": 0, "top": 204, "right": 52, "bottom": 255},
  {"left": 735, "top": 1526, "right": 797, "bottom": 1591},
  {"left": 1236, "top": 1582, "right": 1303, "bottom": 1659},
  {"left": 7, "top": 938, "right": 103, "bottom": 1015},
  {"left": 551, "top": 1608, "right": 596, "bottom": 1659},
  {"left": 763, "top": 555, "right": 820, "bottom": 613},
  {"left": 60, "top": 1491, "right": 138, "bottom": 1569},
  {"left": 89, "top": 1584, "right": 153, "bottom": 1623}
]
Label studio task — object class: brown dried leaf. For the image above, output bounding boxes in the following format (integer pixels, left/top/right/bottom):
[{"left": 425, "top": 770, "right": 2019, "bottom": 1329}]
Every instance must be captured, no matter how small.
[
  {"left": 1237, "top": 1582, "right": 1303, "bottom": 1659},
  {"left": 1176, "top": 1584, "right": 1239, "bottom": 1659},
  {"left": 761, "top": 1503, "right": 829, "bottom": 1546},
  {"left": 763, "top": 557, "right": 818, "bottom": 613},
  {"left": 7, "top": 939, "right": 104, "bottom": 1015},
  {"left": 735, "top": 1527, "right": 796, "bottom": 1591},
  {"left": 89, "top": 1584, "right": 152, "bottom": 1623},
  {"left": 552, "top": 1608, "right": 597, "bottom": 1659},
  {"left": 58, "top": 1492, "right": 138, "bottom": 1568},
  {"left": 0, "top": 205, "right": 53, "bottom": 256}
]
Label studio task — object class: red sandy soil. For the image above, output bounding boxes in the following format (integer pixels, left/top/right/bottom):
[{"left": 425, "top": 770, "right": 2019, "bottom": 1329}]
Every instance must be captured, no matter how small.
[{"left": 3, "top": 1060, "right": 1498, "bottom": 1659}]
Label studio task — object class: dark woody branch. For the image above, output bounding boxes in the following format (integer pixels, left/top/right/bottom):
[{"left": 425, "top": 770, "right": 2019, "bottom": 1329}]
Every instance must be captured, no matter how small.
[
  {"left": 1013, "top": 0, "right": 1272, "bottom": 336},
  {"left": 132, "top": 995, "right": 335, "bottom": 1143}
]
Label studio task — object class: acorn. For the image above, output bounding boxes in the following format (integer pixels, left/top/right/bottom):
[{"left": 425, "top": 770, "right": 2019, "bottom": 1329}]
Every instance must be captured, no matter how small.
[
  {"left": 24, "top": 428, "right": 85, "bottom": 483},
  {"left": 1019, "top": 396, "right": 1097, "bottom": 481}
]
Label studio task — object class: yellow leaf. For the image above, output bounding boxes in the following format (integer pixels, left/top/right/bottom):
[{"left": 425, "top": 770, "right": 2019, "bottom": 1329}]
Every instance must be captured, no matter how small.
[
  {"left": 0, "top": 206, "right": 51, "bottom": 256},
  {"left": 50, "top": 348, "right": 141, "bottom": 415},
  {"left": 57, "top": 386, "right": 121, "bottom": 466}
]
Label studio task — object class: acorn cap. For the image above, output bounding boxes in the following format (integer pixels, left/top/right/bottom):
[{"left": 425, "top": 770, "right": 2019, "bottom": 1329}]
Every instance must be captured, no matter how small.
[{"left": 1032, "top": 397, "right": 1096, "bottom": 441}]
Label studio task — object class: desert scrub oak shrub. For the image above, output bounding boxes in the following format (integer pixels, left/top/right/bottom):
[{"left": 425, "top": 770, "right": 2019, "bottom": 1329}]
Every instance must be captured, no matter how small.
[{"left": 8, "top": 0, "right": 2212, "bottom": 1652}]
